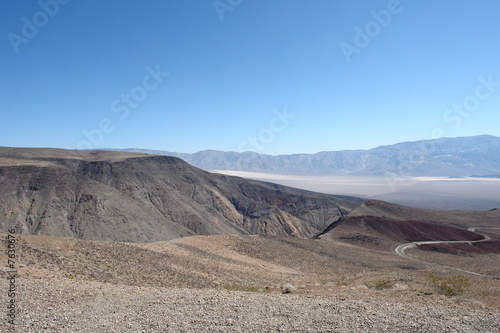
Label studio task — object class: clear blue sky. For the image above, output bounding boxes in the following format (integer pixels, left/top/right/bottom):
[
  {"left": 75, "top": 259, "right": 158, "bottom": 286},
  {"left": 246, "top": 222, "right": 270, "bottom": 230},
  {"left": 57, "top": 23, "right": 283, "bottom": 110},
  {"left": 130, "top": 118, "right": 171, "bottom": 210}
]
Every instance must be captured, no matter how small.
[{"left": 2, "top": 0, "right": 500, "bottom": 155}]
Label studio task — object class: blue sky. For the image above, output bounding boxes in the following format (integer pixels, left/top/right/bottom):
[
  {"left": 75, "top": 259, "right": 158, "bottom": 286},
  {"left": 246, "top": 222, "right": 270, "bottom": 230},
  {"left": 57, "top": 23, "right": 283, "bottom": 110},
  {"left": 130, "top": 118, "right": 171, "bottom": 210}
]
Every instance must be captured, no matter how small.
[{"left": 2, "top": 0, "right": 500, "bottom": 155}]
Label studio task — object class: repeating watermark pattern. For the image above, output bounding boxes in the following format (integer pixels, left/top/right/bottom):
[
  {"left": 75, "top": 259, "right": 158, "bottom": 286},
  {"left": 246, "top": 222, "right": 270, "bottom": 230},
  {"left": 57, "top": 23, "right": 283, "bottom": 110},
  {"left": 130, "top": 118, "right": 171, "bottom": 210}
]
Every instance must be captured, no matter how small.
[
  {"left": 69, "top": 64, "right": 169, "bottom": 151},
  {"left": 440, "top": 75, "right": 500, "bottom": 132},
  {"left": 383, "top": 143, "right": 434, "bottom": 192},
  {"left": 238, "top": 107, "right": 295, "bottom": 152},
  {"left": 213, "top": 0, "right": 243, "bottom": 21},
  {"left": 340, "top": 0, "right": 410, "bottom": 64},
  {"left": 5, "top": 229, "right": 17, "bottom": 331},
  {"left": 384, "top": 74, "right": 499, "bottom": 191},
  {"left": 7, "top": 0, "right": 70, "bottom": 54}
]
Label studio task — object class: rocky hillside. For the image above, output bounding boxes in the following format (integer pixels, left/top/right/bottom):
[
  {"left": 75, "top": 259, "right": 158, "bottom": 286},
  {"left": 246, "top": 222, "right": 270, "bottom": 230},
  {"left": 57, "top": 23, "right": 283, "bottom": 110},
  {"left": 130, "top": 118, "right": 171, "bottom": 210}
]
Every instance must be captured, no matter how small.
[
  {"left": 0, "top": 147, "right": 361, "bottom": 242},
  {"left": 318, "top": 200, "right": 500, "bottom": 252},
  {"left": 346, "top": 200, "right": 500, "bottom": 228}
]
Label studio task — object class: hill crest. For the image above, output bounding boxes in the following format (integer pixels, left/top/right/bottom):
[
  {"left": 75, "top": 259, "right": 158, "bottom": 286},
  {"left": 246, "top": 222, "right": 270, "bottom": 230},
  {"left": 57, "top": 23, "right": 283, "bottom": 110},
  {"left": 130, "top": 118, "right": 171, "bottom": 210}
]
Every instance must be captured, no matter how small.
[{"left": 0, "top": 148, "right": 360, "bottom": 242}]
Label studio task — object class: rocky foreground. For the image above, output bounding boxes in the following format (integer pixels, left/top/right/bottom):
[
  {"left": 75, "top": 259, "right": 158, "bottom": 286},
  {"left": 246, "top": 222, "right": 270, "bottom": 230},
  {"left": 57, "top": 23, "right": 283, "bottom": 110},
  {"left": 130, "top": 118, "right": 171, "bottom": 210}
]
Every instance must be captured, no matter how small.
[
  {"left": 2, "top": 232, "right": 500, "bottom": 332},
  {"left": 7, "top": 278, "right": 500, "bottom": 333}
]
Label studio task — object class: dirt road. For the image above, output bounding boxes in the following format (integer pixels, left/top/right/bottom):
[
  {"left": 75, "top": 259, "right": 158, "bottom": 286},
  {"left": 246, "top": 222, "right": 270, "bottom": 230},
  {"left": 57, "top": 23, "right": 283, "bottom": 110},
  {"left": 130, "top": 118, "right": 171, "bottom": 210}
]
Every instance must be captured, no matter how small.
[{"left": 395, "top": 228, "right": 498, "bottom": 279}]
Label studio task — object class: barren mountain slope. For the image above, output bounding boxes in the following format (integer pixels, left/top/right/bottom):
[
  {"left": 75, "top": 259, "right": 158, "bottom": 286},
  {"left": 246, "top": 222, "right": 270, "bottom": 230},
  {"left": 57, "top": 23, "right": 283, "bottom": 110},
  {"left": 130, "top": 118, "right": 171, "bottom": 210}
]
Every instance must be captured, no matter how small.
[
  {"left": 318, "top": 200, "right": 500, "bottom": 256},
  {"left": 347, "top": 200, "right": 500, "bottom": 228},
  {"left": 0, "top": 148, "right": 360, "bottom": 242}
]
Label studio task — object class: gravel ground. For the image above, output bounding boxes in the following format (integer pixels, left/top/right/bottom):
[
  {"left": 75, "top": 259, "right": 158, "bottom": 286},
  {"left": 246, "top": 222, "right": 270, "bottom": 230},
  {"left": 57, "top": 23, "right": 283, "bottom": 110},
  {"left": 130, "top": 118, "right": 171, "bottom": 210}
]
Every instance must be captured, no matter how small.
[{"left": 5, "top": 278, "right": 500, "bottom": 333}]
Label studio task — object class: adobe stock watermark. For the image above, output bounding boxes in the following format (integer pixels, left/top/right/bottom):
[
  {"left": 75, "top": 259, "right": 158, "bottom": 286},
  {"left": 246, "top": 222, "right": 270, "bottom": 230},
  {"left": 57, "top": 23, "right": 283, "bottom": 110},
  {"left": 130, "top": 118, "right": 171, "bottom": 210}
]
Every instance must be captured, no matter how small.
[
  {"left": 439, "top": 74, "right": 500, "bottom": 133},
  {"left": 383, "top": 74, "right": 500, "bottom": 191},
  {"left": 69, "top": 64, "right": 169, "bottom": 152},
  {"left": 213, "top": 0, "right": 243, "bottom": 21},
  {"left": 7, "top": 0, "right": 70, "bottom": 54},
  {"left": 340, "top": 0, "right": 411, "bottom": 64},
  {"left": 238, "top": 107, "right": 295, "bottom": 152}
]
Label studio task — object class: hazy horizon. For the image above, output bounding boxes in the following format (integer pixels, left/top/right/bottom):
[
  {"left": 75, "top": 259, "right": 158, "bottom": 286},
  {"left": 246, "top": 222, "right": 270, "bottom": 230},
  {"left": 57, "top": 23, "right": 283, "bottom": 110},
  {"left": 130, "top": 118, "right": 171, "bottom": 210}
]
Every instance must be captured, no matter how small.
[{"left": 109, "top": 133, "right": 497, "bottom": 156}]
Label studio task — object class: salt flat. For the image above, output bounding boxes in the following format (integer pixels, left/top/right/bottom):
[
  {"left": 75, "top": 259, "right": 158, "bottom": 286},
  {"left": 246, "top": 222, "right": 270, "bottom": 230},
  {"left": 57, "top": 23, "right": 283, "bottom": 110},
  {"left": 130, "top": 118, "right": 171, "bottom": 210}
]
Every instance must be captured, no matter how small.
[{"left": 211, "top": 170, "right": 500, "bottom": 210}]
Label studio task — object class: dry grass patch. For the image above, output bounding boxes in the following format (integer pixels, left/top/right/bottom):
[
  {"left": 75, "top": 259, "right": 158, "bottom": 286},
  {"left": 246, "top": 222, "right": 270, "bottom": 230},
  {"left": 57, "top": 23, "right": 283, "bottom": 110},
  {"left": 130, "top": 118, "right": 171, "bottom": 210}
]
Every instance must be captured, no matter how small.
[{"left": 428, "top": 273, "right": 471, "bottom": 296}]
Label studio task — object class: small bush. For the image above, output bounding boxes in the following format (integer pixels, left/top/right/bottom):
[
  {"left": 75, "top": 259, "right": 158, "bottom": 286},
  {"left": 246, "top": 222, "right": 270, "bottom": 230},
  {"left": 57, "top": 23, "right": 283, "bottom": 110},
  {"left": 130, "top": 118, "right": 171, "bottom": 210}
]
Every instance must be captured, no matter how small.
[
  {"left": 373, "top": 279, "right": 393, "bottom": 290},
  {"left": 397, "top": 264, "right": 418, "bottom": 270},
  {"left": 428, "top": 273, "right": 470, "bottom": 296},
  {"left": 223, "top": 284, "right": 259, "bottom": 292}
]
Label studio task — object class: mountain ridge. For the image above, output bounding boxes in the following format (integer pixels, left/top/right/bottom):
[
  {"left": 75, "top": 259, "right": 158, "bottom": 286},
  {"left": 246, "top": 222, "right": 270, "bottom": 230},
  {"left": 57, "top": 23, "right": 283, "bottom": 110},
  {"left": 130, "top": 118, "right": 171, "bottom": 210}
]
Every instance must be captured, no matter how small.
[
  {"left": 0, "top": 148, "right": 361, "bottom": 242},
  {"left": 112, "top": 135, "right": 500, "bottom": 177}
]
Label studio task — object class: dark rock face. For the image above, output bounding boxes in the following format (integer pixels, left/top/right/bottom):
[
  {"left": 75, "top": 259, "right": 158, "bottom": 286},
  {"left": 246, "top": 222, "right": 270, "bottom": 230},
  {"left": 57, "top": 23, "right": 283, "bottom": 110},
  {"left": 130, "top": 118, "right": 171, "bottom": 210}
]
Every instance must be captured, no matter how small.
[{"left": 0, "top": 149, "right": 360, "bottom": 242}]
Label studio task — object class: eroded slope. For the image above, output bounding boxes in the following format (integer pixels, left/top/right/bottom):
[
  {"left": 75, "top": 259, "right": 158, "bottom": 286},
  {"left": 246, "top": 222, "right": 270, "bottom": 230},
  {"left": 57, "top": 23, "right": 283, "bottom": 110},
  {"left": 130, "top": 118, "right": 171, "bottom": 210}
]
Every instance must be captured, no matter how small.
[{"left": 0, "top": 148, "right": 360, "bottom": 242}]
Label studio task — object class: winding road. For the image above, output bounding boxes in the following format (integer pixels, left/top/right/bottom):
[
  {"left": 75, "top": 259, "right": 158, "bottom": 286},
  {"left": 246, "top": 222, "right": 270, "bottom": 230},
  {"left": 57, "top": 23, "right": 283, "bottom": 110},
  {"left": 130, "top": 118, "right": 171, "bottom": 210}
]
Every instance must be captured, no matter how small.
[{"left": 395, "top": 227, "right": 500, "bottom": 279}]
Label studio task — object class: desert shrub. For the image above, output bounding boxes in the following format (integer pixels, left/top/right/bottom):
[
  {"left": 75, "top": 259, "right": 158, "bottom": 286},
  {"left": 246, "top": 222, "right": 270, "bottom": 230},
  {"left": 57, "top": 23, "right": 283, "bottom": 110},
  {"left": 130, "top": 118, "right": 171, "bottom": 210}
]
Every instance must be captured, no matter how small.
[
  {"left": 223, "top": 284, "right": 259, "bottom": 292},
  {"left": 428, "top": 273, "right": 470, "bottom": 296},
  {"left": 397, "top": 264, "right": 418, "bottom": 270},
  {"left": 373, "top": 279, "right": 393, "bottom": 290}
]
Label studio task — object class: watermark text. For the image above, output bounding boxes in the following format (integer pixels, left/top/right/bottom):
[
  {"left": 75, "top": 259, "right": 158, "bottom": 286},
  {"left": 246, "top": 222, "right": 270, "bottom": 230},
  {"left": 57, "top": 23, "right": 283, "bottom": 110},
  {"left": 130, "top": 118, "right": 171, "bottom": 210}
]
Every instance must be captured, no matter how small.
[
  {"left": 5, "top": 229, "right": 17, "bottom": 331},
  {"left": 239, "top": 107, "right": 295, "bottom": 152},
  {"left": 7, "top": 0, "right": 70, "bottom": 54}
]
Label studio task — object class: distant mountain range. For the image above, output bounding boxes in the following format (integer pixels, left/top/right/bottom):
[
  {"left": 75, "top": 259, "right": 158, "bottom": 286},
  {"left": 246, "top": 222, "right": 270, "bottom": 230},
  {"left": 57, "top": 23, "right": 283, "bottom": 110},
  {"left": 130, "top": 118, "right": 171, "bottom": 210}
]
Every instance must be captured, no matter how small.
[{"left": 115, "top": 135, "right": 500, "bottom": 177}]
